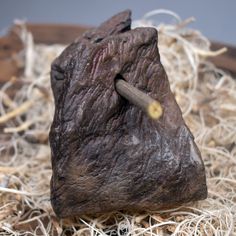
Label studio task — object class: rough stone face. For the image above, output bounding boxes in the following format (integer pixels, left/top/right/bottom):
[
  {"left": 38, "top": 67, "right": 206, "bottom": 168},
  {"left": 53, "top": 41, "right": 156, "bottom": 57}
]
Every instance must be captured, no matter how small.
[{"left": 49, "top": 10, "right": 207, "bottom": 218}]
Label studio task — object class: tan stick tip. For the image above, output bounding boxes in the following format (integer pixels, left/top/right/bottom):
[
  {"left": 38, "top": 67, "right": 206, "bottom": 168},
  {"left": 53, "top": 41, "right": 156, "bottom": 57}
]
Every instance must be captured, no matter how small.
[{"left": 147, "top": 101, "right": 163, "bottom": 120}]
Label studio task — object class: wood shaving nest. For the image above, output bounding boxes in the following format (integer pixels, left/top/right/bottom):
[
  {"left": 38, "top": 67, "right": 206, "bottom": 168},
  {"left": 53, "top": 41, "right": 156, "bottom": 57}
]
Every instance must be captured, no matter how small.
[{"left": 0, "top": 10, "right": 235, "bottom": 236}]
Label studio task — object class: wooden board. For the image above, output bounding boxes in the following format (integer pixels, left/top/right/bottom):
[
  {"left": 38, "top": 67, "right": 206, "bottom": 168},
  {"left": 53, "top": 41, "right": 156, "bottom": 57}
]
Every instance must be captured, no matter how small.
[
  {"left": 0, "top": 23, "right": 235, "bottom": 86},
  {"left": 210, "top": 41, "right": 236, "bottom": 74}
]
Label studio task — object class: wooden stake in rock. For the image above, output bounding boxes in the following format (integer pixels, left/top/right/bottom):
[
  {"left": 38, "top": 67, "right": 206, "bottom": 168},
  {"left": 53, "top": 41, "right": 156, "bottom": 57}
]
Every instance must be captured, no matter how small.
[{"left": 115, "top": 79, "right": 163, "bottom": 120}]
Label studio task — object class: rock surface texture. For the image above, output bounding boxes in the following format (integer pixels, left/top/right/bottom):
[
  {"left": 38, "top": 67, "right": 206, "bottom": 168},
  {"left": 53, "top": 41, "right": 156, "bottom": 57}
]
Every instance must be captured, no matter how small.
[{"left": 50, "top": 10, "right": 207, "bottom": 218}]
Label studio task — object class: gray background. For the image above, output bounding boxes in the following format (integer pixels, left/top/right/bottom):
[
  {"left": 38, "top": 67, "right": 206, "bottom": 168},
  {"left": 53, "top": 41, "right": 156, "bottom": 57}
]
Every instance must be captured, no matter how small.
[{"left": 0, "top": 0, "right": 235, "bottom": 45}]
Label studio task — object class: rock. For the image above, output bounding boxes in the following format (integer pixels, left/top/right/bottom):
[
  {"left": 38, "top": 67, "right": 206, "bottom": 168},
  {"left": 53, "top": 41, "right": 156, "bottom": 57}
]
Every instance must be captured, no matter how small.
[{"left": 49, "top": 10, "right": 207, "bottom": 218}]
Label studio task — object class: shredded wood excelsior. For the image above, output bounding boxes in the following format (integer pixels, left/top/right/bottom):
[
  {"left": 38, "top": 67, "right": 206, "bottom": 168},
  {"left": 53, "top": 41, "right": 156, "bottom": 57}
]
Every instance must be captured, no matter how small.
[{"left": 0, "top": 10, "right": 235, "bottom": 236}]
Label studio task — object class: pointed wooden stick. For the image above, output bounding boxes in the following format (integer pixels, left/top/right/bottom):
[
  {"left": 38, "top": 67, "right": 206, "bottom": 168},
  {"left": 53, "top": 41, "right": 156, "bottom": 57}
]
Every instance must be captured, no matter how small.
[{"left": 115, "top": 79, "right": 163, "bottom": 120}]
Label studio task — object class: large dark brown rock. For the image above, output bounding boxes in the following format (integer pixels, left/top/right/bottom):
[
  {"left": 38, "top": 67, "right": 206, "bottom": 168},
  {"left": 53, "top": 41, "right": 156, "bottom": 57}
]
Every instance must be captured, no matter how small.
[{"left": 49, "top": 10, "right": 207, "bottom": 218}]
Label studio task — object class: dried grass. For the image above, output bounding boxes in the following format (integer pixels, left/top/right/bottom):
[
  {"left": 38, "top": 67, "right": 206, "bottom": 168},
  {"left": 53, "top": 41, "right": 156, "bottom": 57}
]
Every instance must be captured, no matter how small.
[{"left": 0, "top": 10, "right": 236, "bottom": 235}]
